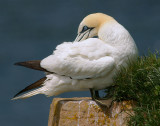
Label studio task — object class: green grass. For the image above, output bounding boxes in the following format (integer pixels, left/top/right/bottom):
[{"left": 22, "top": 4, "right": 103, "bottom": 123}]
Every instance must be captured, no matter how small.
[{"left": 105, "top": 51, "right": 160, "bottom": 126}]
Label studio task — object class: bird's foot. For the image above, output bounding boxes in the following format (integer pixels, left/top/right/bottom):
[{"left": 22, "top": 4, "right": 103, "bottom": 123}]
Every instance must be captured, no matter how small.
[{"left": 93, "top": 98, "right": 109, "bottom": 107}]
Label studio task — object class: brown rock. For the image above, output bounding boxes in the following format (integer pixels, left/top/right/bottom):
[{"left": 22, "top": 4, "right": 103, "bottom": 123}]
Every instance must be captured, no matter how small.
[{"left": 48, "top": 97, "right": 134, "bottom": 126}]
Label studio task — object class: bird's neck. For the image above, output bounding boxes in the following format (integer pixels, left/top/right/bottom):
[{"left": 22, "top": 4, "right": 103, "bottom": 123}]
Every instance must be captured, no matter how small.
[
  {"left": 98, "top": 21, "right": 138, "bottom": 61},
  {"left": 98, "top": 21, "right": 134, "bottom": 47}
]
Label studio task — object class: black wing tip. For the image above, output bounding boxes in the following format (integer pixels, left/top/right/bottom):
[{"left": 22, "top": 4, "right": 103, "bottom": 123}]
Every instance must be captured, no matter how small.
[
  {"left": 12, "top": 87, "right": 27, "bottom": 99},
  {"left": 12, "top": 77, "right": 47, "bottom": 99},
  {"left": 13, "top": 60, "right": 49, "bottom": 72},
  {"left": 12, "top": 94, "right": 18, "bottom": 99},
  {"left": 12, "top": 92, "right": 21, "bottom": 100},
  {"left": 14, "top": 62, "right": 24, "bottom": 66},
  {"left": 12, "top": 87, "right": 29, "bottom": 100},
  {"left": 13, "top": 90, "right": 24, "bottom": 98}
]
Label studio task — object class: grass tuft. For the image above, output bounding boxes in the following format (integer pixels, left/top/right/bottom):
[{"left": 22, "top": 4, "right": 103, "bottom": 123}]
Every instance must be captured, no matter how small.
[{"left": 105, "top": 51, "right": 160, "bottom": 126}]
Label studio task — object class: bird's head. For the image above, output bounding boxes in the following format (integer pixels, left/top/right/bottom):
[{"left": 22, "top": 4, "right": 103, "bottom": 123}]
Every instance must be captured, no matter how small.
[{"left": 75, "top": 13, "right": 116, "bottom": 42}]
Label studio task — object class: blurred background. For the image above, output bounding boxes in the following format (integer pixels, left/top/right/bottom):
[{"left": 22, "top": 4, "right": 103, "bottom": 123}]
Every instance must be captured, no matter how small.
[{"left": 0, "top": 0, "right": 160, "bottom": 125}]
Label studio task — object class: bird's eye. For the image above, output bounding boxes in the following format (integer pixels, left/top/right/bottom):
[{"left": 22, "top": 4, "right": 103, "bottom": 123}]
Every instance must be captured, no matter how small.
[{"left": 81, "top": 25, "right": 89, "bottom": 33}]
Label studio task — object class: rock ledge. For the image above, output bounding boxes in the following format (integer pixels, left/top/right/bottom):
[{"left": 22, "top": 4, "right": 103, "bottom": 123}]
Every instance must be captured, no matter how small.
[{"left": 48, "top": 97, "right": 134, "bottom": 126}]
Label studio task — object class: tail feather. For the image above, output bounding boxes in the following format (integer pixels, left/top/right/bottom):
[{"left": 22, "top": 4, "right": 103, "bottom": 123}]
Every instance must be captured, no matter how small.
[
  {"left": 12, "top": 77, "right": 47, "bottom": 100},
  {"left": 14, "top": 60, "right": 49, "bottom": 72},
  {"left": 11, "top": 88, "right": 44, "bottom": 100}
]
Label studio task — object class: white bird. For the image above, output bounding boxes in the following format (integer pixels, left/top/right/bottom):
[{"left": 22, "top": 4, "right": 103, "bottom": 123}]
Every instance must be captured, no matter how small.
[{"left": 12, "top": 13, "right": 138, "bottom": 101}]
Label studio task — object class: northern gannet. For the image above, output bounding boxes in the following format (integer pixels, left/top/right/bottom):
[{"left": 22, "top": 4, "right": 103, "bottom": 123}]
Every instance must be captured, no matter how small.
[{"left": 12, "top": 13, "right": 138, "bottom": 102}]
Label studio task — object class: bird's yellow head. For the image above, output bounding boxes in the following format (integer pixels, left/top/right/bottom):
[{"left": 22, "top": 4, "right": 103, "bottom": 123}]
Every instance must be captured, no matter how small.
[{"left": 75, "top": 13, "right": 116, "bottom": 42}]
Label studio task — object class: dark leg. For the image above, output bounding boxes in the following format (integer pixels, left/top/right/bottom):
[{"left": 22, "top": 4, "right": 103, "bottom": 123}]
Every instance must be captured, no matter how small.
[
  {"left": 95, "top": 90, "right": 107, "bottom": 100},
  {"left": 95, "top": 90, "right": 100, "bottom": 98},
  {"left": 89, "top": 88, "right": 95, "bottom": 100},
  {"left": 89, "top": 88, "right": 108, "bottom": 107}
]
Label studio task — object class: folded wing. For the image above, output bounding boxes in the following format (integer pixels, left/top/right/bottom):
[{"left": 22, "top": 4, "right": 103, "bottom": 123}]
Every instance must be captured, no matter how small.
[{"left": 41, "top": 38, "right": 116, "bottom": 79}]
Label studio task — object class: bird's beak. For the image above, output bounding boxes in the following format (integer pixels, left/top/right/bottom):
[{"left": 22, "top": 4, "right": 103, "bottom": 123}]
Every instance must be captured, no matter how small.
[
  {"left": 74, "top": 29, "right": 92, "bottom": 42},
  {"left": 74, "top": 33, "right": 81, "bottom": 42}
]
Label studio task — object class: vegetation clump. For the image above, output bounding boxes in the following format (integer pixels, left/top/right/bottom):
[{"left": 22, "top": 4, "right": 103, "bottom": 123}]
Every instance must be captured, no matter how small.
[{"left": 105, "top": 52, "right": 160, "bottom": 126}]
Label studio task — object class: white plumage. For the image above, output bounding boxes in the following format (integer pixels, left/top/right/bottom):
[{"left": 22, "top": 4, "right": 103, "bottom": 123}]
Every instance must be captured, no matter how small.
[
  {"left": 12, "top": 13, "right": 138, "bottom": 100},
  {"left": 41, "top": 39, "right": 115, "bottom": 79}
]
